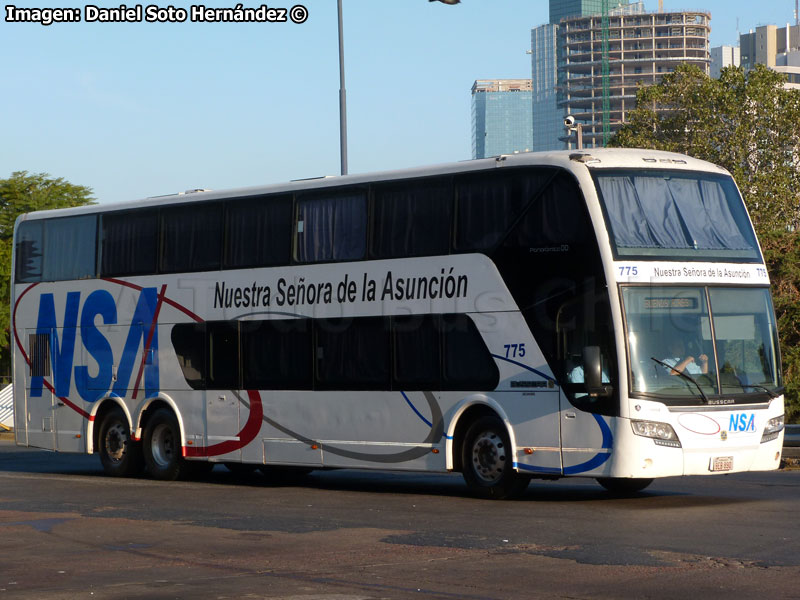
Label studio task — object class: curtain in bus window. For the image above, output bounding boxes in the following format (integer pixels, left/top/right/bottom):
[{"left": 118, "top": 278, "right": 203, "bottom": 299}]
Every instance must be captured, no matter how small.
[
  {"left": 43, "top": 216, "right": 97, "bottom": 281},
  {"left": 697, "top": 180, "right": 750, "bottom": 249},
  {"left": 454, "top": 170, "right": 556, "bottom": 252},
  {"left": 454, "top": 174, "right": 521, "bottom": 251},
  {"left": 631, "top": 176, "right": 692, "bottom": 248},
  {"left": 598, "top": 174, "right": 754, "bottom": 252},
  {"left": 100, "top": 210, "right": 158, "bottom": 276},
  {"left": 161, "top": 203, "right": 222, "bottom": 272},
  {"left": 15, "top": 221, "right": 43, "bottom": 283},
  {"left": 225, "top": 196, "right": 293, "bottom": 269},
  {"left": 371, "top": 181, "right": 451, "bottom": 258},
  {"left": 392, "top": 314, "right": 441, "bottom": 390},
  {"left": 241, "top": 319, "right": 312, "bottom": 389},
  {"left": 596, "top": 176, "right": 657, "bottom": 248},
  {"left": 295, "top": 192, "right": 366, "bottom": 263},
  {"left": 315, "top": 317, "right": 389, "bottom": 389},
  {"left": 509, "top": 171, "right": 589, "bottom": 247}
]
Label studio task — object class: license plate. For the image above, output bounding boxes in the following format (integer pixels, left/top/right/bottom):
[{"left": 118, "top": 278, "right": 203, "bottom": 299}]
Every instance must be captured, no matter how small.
[{"left": 710, "top": 456, "right": 733, "bottom": 472}]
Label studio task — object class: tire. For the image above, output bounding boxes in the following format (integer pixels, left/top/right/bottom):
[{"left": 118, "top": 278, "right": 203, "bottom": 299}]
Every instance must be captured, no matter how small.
[
  {"left": 97, "top": 406, "right": 144, "bottom": 477},
  {"left": 596, "top": 477, "right": 653, "bottom": 494},
  {"left": 143, "top": 408, "right": 185, "bottom": 481},
  {"left": 461, "top": 415, "right": 530, "bottom": 500}
]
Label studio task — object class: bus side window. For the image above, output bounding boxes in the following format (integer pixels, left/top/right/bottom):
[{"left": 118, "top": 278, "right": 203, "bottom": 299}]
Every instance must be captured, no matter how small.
[
  {"left": 440, "top": 314, "right": 499, "bottom": 391},
  {"left": 225, "top": 195, "right": 293, "bottom": 269},
  {"left": 295, "top": 191, "right": 366, "bottom": 263},
  {"left": 314, "top": 317, "right": 390, "bottom": 390},
  {"left": 100, "top": 209, "right": 158, "bottom": 277},
  {"left": 453, "top": 169, "right": 554, "bottom": 253},
  {"left": 241, "top": 319, "right": 313, "bottom": 390},
  {"left": 15, "top": 220, "right": 43, "bottom": 283},
  {"left": 392, "top": 314, "right": 442, "bottom": 390},
  {"left": 42, "top": 215, "right": 97, "bottom": 281},
  {"left": 171, "top": 323, "right": 206, "bottom": 390},
  {"left": 370, "top": 180, "right": 451, "bottom": 259},
  {"left": 160, "top": 202, "right": 223, "bottom": 273},
  {"left": 508, "top": 172, "right": 591, "bottom": 248}
]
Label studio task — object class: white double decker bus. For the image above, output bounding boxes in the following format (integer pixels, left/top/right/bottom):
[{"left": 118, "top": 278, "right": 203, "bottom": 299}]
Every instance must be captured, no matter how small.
[{"left": 11, "top": 149, "right": 785, "bottom": 498}]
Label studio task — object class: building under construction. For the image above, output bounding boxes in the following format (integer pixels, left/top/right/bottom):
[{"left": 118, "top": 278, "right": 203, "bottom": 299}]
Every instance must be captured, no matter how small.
[{"left": 557, "top": 9, "right": 711, "bottom": 148}]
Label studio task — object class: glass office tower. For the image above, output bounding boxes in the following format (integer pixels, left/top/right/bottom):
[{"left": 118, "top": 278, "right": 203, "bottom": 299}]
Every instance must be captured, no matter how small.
[
  {"left": 471, "top": 79, "right": 533, "bottom": 159},
  {"left": 531, "top": 24, "right": 562, "bottom": 151},
  {"left": 549, "top": 0, "right": 631, "bottom": 25}
]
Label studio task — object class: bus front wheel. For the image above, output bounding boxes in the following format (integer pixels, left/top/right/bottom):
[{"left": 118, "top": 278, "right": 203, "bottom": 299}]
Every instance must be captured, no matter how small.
[
  {"left": 143, "top": 408, "right": 185, "bottom": 481},
  {"left": 461, "top": 415, "right": 530, "bottom": 500},
  {"left": 98, "top": 406, "right": 144, "bottom": 477}
]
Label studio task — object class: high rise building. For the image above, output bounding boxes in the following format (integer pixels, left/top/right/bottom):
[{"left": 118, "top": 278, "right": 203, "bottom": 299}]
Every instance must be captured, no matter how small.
[
  {"left": 549, "top": 0, "right": 634, "bottom": 25},
  {"left": 532, "top": 0, "right": 644, "bottom": 151},
  {"left": 710, "top": 45, "right": 741, "bottom": 78},
  {"left": 558, "top": 10, "right": 711, "bottom": 148},
  {"left": 471, "top": 79, "right": 533, "bottom": 159},
  {"left": 531, "top": 24, "right": 562, "bottom": 151},
  {"left": 740, "top": 24, "right": 800, "bottom": 89}
]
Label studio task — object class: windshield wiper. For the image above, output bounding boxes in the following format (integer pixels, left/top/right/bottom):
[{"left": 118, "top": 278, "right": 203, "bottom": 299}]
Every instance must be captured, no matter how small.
[
  {"left": 725, "top": 379, "right": 780, "bottom": 400},
  {"left": 651, "top": 357, "right": 709, "bottom": 404}
]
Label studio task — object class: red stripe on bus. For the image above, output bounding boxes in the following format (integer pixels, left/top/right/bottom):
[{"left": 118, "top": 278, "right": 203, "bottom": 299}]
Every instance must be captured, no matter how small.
[{"left": 183, "top": 390, "right": 263, "bottom": 457}]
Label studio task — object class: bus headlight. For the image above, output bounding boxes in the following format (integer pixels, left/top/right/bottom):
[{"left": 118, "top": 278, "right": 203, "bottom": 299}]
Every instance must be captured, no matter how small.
[
  {"left": 761, "top": 415, "right": 784, "bottom": 444},
  {"left": 631, "top": 420, "right": 682, "bottom": 448}
]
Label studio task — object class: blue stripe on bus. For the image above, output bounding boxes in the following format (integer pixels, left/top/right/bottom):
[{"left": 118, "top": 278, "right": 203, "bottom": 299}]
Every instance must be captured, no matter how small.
[
  {"left": 401, "top": 391, "right": 433, "bottom": 428},
  {"left": 514, "top": 462, "right": 562, "bottom": 475},
  {"left": 490, "top": 354, "right": 556, "bottom": 382},
  {"left": 514, "top": 414, "right": 614, "bottom": 476},
  {"left": 563, "top": 413, "right": 613, "bottom": 474}
]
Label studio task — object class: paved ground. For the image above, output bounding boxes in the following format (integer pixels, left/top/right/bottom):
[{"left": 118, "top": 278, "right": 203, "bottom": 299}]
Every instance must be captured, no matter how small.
[{"left": 1, "top": 438, "right": 799, "bottom": 599}]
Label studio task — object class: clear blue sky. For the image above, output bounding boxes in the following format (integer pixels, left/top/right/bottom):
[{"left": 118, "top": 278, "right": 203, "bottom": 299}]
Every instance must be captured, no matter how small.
[{"left": 1, "top": 0, "right": 796, "bottom": 205}]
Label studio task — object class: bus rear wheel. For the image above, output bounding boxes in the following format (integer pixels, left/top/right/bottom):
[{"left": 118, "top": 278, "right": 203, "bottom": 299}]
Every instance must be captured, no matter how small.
[
  {"left": 461, "top": 415, "right": 530, "bottom": 500},
  {"left": 143, "top": 408, "right": 185, "bottom": 481},
  {"left": 596, "top": 477, "right": 653, "bottom": 494},
  {"left": 98, "top": 406, "right": 143, "bottom": 477}
]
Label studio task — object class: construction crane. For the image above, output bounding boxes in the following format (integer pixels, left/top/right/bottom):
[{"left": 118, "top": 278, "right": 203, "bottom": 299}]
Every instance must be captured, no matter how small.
[{"left": 601, "top": 0, "right": 610, "bottom": 146}]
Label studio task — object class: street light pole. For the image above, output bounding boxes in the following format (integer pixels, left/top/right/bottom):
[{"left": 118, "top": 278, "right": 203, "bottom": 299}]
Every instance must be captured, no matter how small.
[{"left": 337, "top": 0, "right": 348, "bottom": 176}]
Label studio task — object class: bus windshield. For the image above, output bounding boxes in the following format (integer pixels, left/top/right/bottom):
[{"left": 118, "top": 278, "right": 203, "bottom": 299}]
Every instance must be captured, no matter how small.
[
  {"left": 622, "top": 286, "right": 781, "bottom": 400},
  {"left": 593, "top": 169, "right": 761, "bottom": 262}
]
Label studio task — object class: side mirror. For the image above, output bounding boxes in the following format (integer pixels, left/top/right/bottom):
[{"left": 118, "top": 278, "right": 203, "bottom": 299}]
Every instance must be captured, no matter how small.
[{"left": 583, "top": 346, "right": 612, "bottom": 398}]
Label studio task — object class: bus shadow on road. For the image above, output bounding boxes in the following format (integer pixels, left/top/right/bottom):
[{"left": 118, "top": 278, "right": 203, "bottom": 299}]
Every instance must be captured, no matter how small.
[{"left": 0, "top": 444, "right": 764, "bottom": 508}]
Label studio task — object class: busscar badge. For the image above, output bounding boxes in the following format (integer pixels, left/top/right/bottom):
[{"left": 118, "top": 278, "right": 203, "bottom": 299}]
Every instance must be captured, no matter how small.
[{"left": 721, "top": 430, "right": 728, "bottom": 441}]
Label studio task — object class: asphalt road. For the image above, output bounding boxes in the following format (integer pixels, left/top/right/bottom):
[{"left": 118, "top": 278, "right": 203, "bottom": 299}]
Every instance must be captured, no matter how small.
[{"left": 1, "top": 439, "right": 799, "bottom": 599}]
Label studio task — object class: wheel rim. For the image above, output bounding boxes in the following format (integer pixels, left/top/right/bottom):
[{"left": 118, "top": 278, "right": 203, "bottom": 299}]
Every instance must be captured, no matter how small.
[
  {"left": 104, "top": 423, "right": 127, "bottom": 463},
  {"left": 150, "top": 423, "right": 175, "bottom": 469},
  {"left": 471, "top": 429, "right": 507, "bottom": 485}
]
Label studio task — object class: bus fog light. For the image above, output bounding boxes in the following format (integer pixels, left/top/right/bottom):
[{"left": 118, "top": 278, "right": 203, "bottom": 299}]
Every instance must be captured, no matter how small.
[
  {"left": 631, "top": 420, "right": 681, "bottom": 447},
  {"left": 761, "top": 415, "right": 784, "bottom": 444}
]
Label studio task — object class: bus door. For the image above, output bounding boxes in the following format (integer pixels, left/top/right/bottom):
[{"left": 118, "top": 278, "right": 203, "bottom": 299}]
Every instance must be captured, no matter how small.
[
  {"left": 24, "top": 329, "right": 57, "bottom": 450},
  {"left": 204, "top": 322, "right": 242, "bottom": 462},
  {"left": 556, "top": 299, "right": 615, "bottom": 475}
]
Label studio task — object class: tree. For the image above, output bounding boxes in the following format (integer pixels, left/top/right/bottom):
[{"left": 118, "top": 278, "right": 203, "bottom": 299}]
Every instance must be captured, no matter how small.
[
  {"left": 0, "top": 172, "right": 95, "bottom": 380},
  {"left": 611, "top": 63, "right": 800, "bottom": 421}
]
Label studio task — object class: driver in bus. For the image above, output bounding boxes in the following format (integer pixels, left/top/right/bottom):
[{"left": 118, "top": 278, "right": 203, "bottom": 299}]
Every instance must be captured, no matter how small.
[{"left": 662, "top": 338, "right": 708, "bottom": 376}]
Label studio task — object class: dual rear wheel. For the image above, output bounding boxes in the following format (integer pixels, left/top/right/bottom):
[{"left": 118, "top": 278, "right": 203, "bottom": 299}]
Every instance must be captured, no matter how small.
[{"left": 97, "top": 406, "right": 189, "bottom": 480}]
